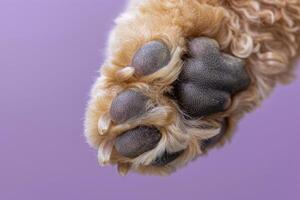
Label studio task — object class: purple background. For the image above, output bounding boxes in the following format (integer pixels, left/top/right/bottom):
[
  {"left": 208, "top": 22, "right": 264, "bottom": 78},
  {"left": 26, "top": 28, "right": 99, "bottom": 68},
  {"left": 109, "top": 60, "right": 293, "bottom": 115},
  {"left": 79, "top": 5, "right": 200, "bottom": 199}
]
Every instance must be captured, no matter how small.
[{"left": 1, "top": 1, "right": 299, "bottom": 199}]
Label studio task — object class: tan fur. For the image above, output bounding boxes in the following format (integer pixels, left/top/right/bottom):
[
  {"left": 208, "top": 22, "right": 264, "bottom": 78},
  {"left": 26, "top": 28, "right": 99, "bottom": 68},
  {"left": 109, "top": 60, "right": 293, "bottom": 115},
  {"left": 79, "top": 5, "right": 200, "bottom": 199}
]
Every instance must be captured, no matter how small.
[{"left": 84, "top": 0, "right": 300, "bottom": 175}]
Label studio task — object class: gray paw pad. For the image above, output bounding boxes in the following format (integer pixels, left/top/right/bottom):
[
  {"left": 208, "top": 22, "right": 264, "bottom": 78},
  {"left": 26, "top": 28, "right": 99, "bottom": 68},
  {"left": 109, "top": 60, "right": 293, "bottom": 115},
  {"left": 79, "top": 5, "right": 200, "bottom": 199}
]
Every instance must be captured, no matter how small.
[
  {"left": 110, "top": 90, "right": 148, "bottom": 124},
  {"left": 115, "top": 126, "right": 162, "bottom": 158},
  {"left": 132, "top": 41, "right": 171, "bottom": 76},
  {"left": 174, "top": 37, "right": 250, "bottom": 118}
]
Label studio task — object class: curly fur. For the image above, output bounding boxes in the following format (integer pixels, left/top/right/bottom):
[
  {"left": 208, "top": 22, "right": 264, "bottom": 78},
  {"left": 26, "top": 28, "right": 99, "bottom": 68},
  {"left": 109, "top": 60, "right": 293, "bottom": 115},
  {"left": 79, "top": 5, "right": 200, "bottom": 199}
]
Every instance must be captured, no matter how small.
[{"left": 84, "top": 0, "right": 300, "bottom": 175}]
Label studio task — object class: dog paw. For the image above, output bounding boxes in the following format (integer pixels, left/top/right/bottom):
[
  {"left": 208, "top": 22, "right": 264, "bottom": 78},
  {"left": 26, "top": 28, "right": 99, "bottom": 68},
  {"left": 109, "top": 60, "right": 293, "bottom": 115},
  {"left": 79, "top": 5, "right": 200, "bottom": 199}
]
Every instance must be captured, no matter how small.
[{"left": 86, "top": 37, "right": 250, "bottom": 175}]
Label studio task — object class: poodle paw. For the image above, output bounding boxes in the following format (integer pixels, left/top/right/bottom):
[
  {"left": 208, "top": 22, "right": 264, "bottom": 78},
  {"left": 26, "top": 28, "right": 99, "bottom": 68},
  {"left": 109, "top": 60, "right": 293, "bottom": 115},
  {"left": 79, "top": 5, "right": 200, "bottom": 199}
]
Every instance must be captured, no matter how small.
[{"left": 86, "top": 37, "right": 250, "bottom": 175}]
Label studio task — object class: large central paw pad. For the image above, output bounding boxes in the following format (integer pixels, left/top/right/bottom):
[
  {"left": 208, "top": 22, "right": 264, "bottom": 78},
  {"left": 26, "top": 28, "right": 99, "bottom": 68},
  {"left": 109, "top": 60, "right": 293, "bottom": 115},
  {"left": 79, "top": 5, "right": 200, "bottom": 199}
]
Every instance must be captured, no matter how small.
[
  {"left": 175, "top": 38, "right": 250, "bottom": 118},
  {"left": 106, "top": 37, "right": 250, "bottom": 170}
]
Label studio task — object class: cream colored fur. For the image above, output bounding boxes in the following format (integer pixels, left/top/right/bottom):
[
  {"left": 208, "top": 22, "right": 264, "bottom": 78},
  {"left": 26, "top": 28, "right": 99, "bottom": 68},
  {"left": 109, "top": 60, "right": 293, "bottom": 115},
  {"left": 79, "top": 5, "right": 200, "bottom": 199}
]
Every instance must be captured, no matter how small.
[{"left": 84, "top": 0, "right": 300, "bottom": 175}]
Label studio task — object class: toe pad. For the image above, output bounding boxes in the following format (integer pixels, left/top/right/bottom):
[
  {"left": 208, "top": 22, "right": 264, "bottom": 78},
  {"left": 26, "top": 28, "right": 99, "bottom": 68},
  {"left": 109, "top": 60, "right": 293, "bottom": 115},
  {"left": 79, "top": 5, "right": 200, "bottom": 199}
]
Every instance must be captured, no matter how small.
[
  {"left": 132, "top": 41, "right": 171, "bottom": 76},
  {"left": 115, "top": 126, "right": 162, "bottom": 158},
  {"left": 110, "top": 90, "right": 148, "bottom": 124}
]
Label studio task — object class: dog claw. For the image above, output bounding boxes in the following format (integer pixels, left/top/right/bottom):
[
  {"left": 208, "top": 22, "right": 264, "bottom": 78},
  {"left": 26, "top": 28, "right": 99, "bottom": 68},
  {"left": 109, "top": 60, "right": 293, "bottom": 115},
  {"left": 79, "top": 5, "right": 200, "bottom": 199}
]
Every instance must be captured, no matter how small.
[
  {"left": 116, "top": 66, "right": 135, "bottom": 81},
  {"left": 98, "top": 113, "right": 112, "bottom": 135},
  {"left": 117, "top": 163, "right": 131, "bottom": 176}
]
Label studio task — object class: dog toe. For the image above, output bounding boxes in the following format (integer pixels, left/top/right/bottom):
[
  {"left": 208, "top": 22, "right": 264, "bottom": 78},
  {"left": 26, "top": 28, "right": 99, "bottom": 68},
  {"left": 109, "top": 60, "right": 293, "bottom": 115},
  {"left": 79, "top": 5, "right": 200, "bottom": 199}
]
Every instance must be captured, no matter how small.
[
  {"left": 132, "top": 41, "right": 171, "bottom": 76},
  {"left": 110, "top": 90, "right": 148, "bottom": 124},
  {"left": 188, "top": 37, "right": 220, "bottom": 58},
  {"left": 115, "top": 126, "right": 162, "bottom": 158}
]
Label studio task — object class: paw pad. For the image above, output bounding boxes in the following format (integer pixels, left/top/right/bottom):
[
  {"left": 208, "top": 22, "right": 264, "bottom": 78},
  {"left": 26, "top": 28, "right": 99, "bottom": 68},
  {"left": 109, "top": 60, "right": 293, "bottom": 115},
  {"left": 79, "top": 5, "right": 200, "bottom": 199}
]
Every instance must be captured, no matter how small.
[
  {"left": 110, "top": 90, "right": 148, "bottom": 124},
  {"left": 174, "top": 37, "right": 250, "bottom": 118},
  {"left": 132, "top": 41, "right": 171, "bottom": 76},
  {"left": 115, "top": 126, "right": 162, "bottom": 158}
]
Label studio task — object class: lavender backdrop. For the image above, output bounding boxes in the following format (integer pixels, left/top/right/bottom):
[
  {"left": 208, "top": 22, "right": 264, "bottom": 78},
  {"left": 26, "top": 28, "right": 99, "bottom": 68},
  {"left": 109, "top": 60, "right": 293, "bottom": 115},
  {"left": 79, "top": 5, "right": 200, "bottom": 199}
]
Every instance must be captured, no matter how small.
[{"left": 1, "top": 1, "right": 299, "bottom": 200}]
